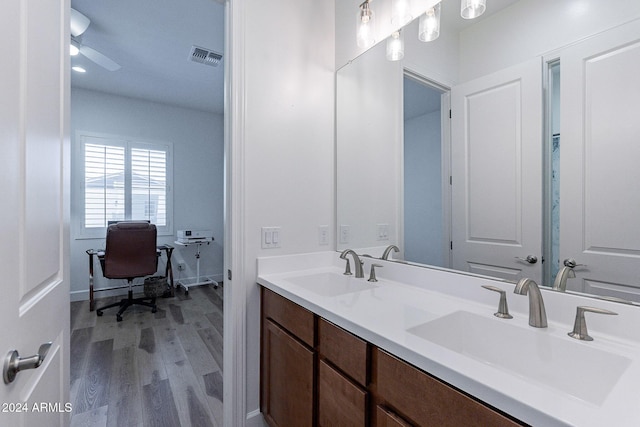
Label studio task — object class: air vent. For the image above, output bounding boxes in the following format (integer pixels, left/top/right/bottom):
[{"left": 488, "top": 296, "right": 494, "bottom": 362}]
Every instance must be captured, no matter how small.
[{"left": 189, "top": 45, "right": 222, "bottom": 67}]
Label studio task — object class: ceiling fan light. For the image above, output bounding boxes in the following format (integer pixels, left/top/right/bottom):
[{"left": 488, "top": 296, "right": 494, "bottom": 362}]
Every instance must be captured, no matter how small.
[
  {"left": 461, "top": 0, "right": 486, "bottom": 19},
  {"left": 70, "top": 39, "right": 80, "bottom": 56},
  {"left": 72, "top": 66, "right": 86, "bottom": 73}
]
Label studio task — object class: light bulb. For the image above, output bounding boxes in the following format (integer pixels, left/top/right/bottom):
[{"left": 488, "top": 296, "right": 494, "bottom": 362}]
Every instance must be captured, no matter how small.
[
  {"left": 386, "top": 30, "right": 404, "bottom": 61},
  {"left": 357, "top": 1, "right": 376, "bottom": 48},
  {"left": 72, "top": 66, "right": 86, "bottom": 73},
  {"left": 461, "top": 0, "right": 486, "bottom": 19},
  {"left": 419, "top": 3, "right": 441, "bottom": 42},
  {"left": 70, "top": 40, "right": 80, "bottom": 56}
]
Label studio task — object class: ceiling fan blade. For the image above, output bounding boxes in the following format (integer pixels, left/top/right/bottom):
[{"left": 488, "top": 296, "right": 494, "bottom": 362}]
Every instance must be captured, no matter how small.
[
  {"left": 70, "top": 8, "right": 90, "bottom": 38},
  {"left": 80, "top": 45, "right": 121, "bottom": 71}
]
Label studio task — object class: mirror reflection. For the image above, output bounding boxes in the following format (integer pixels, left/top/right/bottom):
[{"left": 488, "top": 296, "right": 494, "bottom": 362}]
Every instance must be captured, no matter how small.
[{"left": 336, "top": 0, "right": 640, "bottom": 303}]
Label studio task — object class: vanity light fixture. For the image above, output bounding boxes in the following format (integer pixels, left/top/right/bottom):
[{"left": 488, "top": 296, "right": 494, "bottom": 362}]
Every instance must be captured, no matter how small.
[
  {"left": 386, "top": 29, "right": 405, "bottom": 61},
  {"left": 461, "top": 0, "right": 486, "bottom": 19},
  {"left": 357, "top": 0, "right": 376, "bottom": 49},
  {"left": 391, "top": 0, "right": 413, "bottom": 27},
  {"left": 418, "top": 2, "right": 441, "bottom": 42}
]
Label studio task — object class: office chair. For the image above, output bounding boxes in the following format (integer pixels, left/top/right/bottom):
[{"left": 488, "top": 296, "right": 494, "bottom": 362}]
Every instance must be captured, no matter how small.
[{"left": 96, "top": 221, "right": 159, "bottom": 321}]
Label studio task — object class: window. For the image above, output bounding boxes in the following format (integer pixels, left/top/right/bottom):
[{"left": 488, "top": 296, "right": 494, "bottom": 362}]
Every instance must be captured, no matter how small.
[{"left": 78, "top": 134, "right": 172, "bottom": 237}]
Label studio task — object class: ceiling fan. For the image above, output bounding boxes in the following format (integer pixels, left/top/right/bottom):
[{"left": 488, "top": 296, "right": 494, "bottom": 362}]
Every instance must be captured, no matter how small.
[{"left": 70, "top": 8, "right": 121, "bottom": 71}]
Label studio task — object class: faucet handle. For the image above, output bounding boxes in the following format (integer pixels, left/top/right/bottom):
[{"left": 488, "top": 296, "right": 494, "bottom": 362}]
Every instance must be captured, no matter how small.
[
  {"left": 481, "top": 285, "right": 513, "bottom": 319},
  {"left": 368, "top": 264, "right": 383, "bottom": 282},
  {"left": 342, "top": 258, "right": 352, "bottom": 276},
  {"left": 568, "top": 306, "right": 618, "bottom": 341}
]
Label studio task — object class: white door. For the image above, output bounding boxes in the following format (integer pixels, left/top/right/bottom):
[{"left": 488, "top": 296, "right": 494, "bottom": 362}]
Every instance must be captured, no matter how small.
[
  {"left": 451, "top": 58, "right": 543, "bottom": 283},
  {"left": 0, "top": 0, "right": 70, "bottom": 425},
  {"left": 560, "top": 20, "right": 640, "bottom": 301}
]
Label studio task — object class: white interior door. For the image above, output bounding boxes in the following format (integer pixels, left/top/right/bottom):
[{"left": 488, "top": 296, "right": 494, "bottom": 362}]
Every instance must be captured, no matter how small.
[
  {"left": 0, "top": 0, "right": 70, "bottom": 425},
  {"left": 451, "top": 58, "right": 543, "bottom": 283},
  {"left": 560, "top": 20, "right": 640, "bottom": 301}
]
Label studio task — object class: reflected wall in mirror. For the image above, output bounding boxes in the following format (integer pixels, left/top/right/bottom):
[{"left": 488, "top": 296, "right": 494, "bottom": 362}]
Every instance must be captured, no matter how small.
[{"left": 336, "top": 0, "right": 640, "bottom": 303}]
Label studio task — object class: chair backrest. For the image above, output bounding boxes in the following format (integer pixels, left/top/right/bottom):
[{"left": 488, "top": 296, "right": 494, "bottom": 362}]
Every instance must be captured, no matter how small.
[{"left": 102, "top": 221, "right": 158, "bottom": 279}]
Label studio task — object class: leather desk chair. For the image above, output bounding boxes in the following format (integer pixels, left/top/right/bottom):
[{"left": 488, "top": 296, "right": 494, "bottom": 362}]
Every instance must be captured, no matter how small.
[{"left": 96, "top": 221, "right": 159, "bottom": 321}]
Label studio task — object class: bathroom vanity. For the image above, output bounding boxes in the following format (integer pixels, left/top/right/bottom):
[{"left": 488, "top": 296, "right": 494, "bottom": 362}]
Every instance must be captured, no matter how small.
[{"left": 257, "top": 252, "right": 640, "bottom": 427}]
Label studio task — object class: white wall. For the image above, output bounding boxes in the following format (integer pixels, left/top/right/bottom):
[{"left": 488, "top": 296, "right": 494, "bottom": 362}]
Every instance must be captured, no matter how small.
[
  {"left": 70, "top": 88, "right": 224, "bottom": 299},
  {"left": 236, "top": 0, "right": 335, "bottom": 419},
  {"left": 459, "top": 0, "right": 640, "bottom": 81}
]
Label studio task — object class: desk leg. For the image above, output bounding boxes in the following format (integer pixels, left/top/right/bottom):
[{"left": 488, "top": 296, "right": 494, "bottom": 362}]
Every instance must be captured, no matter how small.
[
  {"left": 165, "top": 247, "right": 175, "bottom": 297},
  {"left": 88, "top": 253, "right": 95, "bottom": 312}
]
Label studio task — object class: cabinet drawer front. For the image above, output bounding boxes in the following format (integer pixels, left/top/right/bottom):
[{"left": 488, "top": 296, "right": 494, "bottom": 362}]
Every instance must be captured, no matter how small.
[
  {"left": 318, "top": 360, "right": 367, "bottom": 427},
  {"left": 262, "top": 319, "right": 314, "bottom": 427},
  {"left": 318, "top": 318, "right": 368, "bottom": 386},
  {"left": 373, "top": 349, "right": 523, "bottom": 427},
  {"left": 262, "top": 287, "right": 315, "bottom": 347},
  {"left": 376, "top": 405, "right": 412, "bottom": 427}
]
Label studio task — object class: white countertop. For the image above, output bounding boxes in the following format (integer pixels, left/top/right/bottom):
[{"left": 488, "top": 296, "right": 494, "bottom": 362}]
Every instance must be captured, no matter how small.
[{"left": 257, "top": 252, "right": 640, "bottom": 427}]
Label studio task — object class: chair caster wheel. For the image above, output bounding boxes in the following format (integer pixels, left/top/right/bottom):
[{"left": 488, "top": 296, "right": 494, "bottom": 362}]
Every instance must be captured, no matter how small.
[
  {"left": 116, "top": 315, "right": 123, "bottom": 322},
  {"left": 97, "top": 310, "right": 103, "bottom": 316}
]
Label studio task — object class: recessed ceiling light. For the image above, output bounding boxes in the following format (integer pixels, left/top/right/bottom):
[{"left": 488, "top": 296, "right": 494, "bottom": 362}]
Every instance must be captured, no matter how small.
[{"left": 72, "top": 66, "right": 86, "bottom": 73}]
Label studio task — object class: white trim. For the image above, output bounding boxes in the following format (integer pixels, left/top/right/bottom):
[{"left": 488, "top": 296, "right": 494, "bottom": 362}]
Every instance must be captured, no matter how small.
[
  {"left": 246, "top": 409, "right": 267, "bottom": 427},
  {"left": 224, "top": 0, "right": 248, "bottom": 426}
]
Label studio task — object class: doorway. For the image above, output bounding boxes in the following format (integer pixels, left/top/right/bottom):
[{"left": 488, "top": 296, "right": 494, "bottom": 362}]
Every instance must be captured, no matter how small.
[{"left": 402, "top": 72, "right": 449, "bottom": 268}]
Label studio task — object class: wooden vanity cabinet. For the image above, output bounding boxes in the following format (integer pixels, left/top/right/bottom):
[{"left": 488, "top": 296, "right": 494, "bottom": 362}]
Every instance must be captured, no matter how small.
[
  {"left": 260, "top": 287, "right": 526, "bottom": 427},
  {"left": 318, "top": 318, "right": 369, "bottom": 426},
  {"left": 371, "top": 348, "right": 524, "bottom": 427},
  {"left": 261, "top": 288, "right": 315, "bottom": 427}
]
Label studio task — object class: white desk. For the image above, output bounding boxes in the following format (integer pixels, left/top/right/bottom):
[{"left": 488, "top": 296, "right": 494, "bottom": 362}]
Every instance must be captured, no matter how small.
[{"left": 173, "top": 238, "right": 218, "bottom": 294}]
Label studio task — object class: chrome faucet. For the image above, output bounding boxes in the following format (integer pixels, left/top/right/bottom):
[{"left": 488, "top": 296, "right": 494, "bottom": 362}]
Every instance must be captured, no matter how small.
[
  {"left": 340, "top": 249, "right": 364, "bottom": 278},
  {"left": 381, "top": 245, "right": 399, "bottom": 260},
  {"left": 552, "top": 266, "right": 576, "bottom": 292},
  {"left": 514, "top": 278, "right": 547, "bottom": 328}
]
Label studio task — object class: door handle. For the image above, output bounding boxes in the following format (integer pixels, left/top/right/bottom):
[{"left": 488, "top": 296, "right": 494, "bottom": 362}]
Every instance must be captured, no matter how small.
[
  {"left": 563, "top": 258, "right": 586, "bottom": 269},
  {"left": 3, "top": 342, "right": 52, "bottom": 384},
  {"left": 515, "top": 255, "right": 538, "bottom": 264}
]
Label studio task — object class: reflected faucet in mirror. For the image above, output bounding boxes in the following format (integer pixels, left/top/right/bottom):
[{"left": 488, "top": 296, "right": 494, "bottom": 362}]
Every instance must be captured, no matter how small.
[{"left": 381, "top": 245, "right": 400, "bottom": 260}]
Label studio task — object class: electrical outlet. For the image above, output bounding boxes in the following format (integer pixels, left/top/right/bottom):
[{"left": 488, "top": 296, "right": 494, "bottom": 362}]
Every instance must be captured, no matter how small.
[
  {"left": 377, "top": 223, "right": 389, "bottom": 241},
  {"left": 318, "top": 225, "right": 329, "bottom": 245},
  {"left": 340, "top": 225, "right": 350, "bottom": 244}
]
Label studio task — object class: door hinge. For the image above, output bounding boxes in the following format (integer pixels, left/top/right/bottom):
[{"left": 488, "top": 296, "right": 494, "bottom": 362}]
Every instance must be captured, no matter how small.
[
  {"left": 449, "top": 109, "right": 452, "bottom": 119},
  {"left": 449, "top": 176, "right": 452, "bottom": 185},
  {"left": 227, "top": 269, "right": 232, "bottom": 281},
  {"left": 450, "top": 241, "right": 453, "bottom": 250}
]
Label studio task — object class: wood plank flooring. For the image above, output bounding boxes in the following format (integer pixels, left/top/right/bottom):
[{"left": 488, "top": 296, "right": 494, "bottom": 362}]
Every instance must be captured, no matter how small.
[{"left": 69, "top": 284, "right": 224, "bottom": 427}]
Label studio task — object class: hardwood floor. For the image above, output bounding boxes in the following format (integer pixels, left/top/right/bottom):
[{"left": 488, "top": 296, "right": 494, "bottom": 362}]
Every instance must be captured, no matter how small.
[{"left": 70, "top": 284, "right": 224, "bottom": 427}]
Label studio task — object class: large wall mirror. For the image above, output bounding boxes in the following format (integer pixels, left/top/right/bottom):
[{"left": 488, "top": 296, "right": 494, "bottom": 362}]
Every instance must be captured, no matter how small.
[{"left": 336, "top": 0, "right": 640, "bottom": 303}]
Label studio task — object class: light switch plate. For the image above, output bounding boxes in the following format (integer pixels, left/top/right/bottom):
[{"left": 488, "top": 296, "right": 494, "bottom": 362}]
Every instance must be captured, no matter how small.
[
  {"left": 262, "top": 227, "right": 281, "bottom": 249},
  {"left": 377, "top": 223, "right": 389, "bottom": 241}
]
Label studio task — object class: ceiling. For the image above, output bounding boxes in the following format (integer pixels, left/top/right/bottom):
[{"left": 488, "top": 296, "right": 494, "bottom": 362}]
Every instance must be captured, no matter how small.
[
  {"left": 70, "top": 0, "right": 225, "bottom": 114},
  {"left": 69, "top": 0, "right": 517, "bottom": 117}
]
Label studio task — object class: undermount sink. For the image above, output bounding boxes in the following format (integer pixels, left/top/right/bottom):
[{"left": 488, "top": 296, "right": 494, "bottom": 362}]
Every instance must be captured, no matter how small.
[
  {"left": 407, "top": 311, "right": 631, "bottom": 405},
  {"left": 287, "top": 272, "right": 378, "bottom": 297}
]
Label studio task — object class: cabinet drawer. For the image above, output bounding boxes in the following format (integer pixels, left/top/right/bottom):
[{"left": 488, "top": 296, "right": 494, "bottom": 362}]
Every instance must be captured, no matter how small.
[
  {"left": 318, "top": 359, "right": 367, "bottom": 427},
  {"left": 318, "top": 318, "right": 368, "bottom": 386},
  {"left": 262, "top": 287, "right": 315, "bottom": 347},
  {"left": 373, "top": 348, "right": 523, "bottom": 427},
  {"left": 376, "top": 405, "right": 412, "bottom": 427}
]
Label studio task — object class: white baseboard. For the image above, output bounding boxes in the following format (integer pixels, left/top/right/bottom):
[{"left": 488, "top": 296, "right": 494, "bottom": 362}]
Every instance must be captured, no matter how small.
[{"left": 246, "top": 409, "right": 267, "bottom": 427}]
